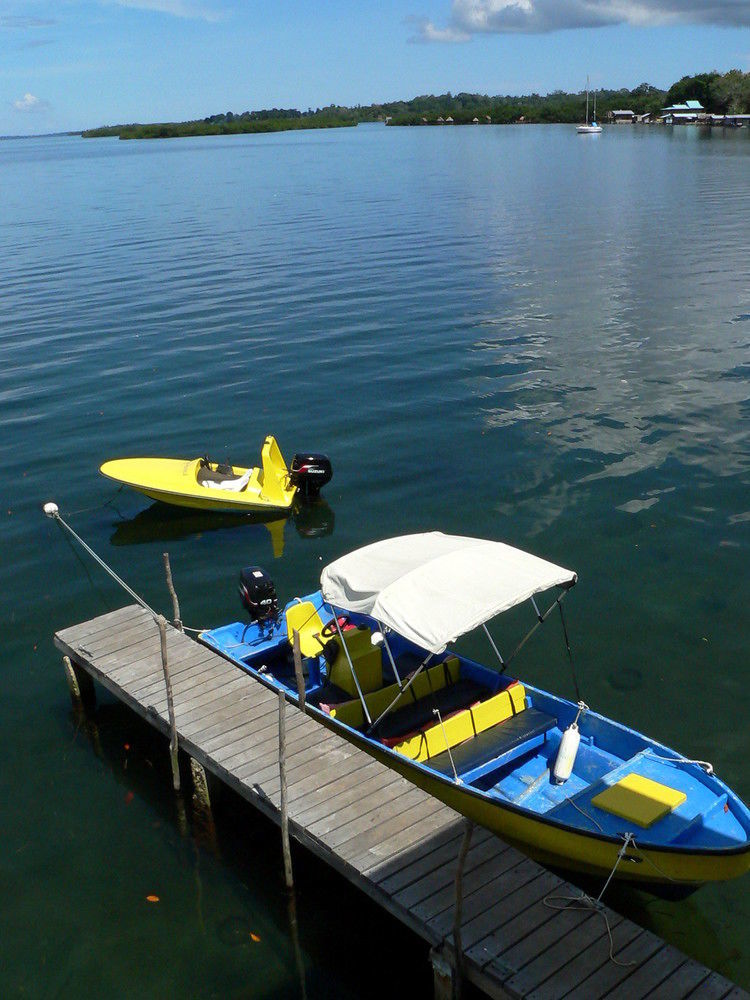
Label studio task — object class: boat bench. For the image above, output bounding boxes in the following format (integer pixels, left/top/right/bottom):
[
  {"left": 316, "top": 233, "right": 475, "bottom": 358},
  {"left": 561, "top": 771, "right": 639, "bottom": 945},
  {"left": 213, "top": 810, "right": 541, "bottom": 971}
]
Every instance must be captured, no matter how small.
[
  {"left": 392, "top": 682, "right": 528, "bottom": 764},
  {"left": 375, "top": 679, "right": 486, "bottom": 743},
  {"left": 429, "top": 708, "right": 557, "bottom": 779}
]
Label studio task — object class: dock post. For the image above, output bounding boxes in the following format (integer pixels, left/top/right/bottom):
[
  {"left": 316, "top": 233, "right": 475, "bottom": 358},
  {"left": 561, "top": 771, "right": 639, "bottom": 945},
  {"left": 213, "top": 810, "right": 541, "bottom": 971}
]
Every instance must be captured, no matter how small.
[
  {"left": 452, "top": 818, "right": 474, "bottom": 999},
  {"left": 292, "top": 630, "right": 306, "bottom": 712},
  {"left": 162, "top": 552, "right": 183, "bottom": 631},
  {"left": 430, "top": 947, "right": 455, "bottom": 1000},
  {"left": 278, "top": 689, "right": 294, "bottom": 889},
  {"left": 157, "top": 614, "right": 181, "bottom": 792},
  {"left": 62, "top": 654, "right": 95, "bottom": 710}
]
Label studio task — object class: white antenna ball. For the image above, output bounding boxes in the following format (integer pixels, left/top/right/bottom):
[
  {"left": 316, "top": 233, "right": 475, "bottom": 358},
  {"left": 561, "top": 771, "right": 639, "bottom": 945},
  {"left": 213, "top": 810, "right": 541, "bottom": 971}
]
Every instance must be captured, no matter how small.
[
  {"left": 371, "top": 631, "right": 384, "bottom": 646},
  {"left": 43, "top": 502, "right": 59, "bottom": 517}
]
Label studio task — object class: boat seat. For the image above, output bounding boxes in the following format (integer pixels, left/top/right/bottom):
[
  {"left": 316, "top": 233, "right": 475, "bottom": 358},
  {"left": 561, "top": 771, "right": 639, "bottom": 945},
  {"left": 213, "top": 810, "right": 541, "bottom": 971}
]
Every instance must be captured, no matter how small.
[
  {"left": 374, "top": 679, "right": 486, "bottom": 743},
  {"left": 392, "top": 683, "right": 528, "bottom": 763},
  {"left": 286, "top": 601, "right": 328, "bottom": 659},
  {"left": 429, "top": 708, "right": 556, "bottom": 777}
]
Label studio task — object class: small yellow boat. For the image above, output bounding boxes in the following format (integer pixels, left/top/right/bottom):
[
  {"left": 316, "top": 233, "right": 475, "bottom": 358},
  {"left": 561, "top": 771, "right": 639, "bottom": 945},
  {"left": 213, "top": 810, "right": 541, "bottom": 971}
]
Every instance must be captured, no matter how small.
[{"left": 100, "top": 436, "right": 332, "bottom": 513}]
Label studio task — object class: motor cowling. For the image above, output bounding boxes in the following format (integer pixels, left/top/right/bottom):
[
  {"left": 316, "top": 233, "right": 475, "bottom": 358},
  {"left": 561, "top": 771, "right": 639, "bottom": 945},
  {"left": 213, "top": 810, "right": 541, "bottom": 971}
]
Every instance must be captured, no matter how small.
[
  {"left": 239, "top": 566, "right": 279, "bottom": 624},
  {"left": 289, "top": 453, "right": 333, "bottom": 500}
]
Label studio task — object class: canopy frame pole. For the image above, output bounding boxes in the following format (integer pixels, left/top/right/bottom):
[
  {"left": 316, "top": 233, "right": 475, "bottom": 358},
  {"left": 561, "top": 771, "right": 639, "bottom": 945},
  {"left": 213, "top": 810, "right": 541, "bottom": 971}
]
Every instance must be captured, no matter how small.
[
  {"left": 327, "top": 605, "right": 372, "bottom": 726},
  {"left": 506, "top": 588, "right": 570, "bottom": 666},
  {"left": 377, "top": 622, "right": 403, "bottom": 689},
  {"left": 481, "top": 623, "right": 506, "bottom": 670},
  {"left": 367, "top": 653, "right": 433, "bottom": 734}
]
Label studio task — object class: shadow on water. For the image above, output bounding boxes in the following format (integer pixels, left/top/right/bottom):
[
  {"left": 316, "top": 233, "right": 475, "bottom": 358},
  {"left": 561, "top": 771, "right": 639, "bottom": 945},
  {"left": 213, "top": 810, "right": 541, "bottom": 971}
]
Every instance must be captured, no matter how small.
[
  {"left": 70, "top": 694, "right": 436, "bottom": 1000},
  {"left": 108, "top": 499, "right": 335, "bottom": 557}
]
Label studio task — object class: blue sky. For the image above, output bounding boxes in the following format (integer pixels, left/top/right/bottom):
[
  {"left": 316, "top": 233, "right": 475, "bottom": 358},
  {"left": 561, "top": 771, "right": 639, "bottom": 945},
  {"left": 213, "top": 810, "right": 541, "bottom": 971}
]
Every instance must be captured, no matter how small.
[{"left": 2, "top": 1, "right": 749, "bottom": 134}]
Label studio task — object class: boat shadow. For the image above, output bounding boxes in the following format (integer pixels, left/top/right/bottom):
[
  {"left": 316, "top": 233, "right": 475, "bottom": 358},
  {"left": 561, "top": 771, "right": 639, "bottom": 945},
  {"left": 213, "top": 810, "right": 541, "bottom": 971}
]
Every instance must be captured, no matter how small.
[{"left": 108, "top": 499, "right": 335, "bottom": 557}]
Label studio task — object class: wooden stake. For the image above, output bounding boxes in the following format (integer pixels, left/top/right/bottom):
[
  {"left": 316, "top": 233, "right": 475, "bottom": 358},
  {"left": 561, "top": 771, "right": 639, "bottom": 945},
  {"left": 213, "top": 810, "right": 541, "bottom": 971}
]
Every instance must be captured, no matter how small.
[
  {"left": 430, "top": 947, "right": 454, "bottom": 1000},
  {"left": 292, "top": 629, "right": 305, "bottom": 712},
  {"left": 278, "top": 689, "right": 294, "bottom": 889},
  {"left": 63, "top": 654, "right": 95, "bottom": 709},
  {"left": 162, "top": 552, "right": 183, "bottom": 631},
  {"left": 452, "top": 818, "right": 474, "bottom": 999},
  {"left": 157, "top": 614, "right": 181, "bottom": 792}
]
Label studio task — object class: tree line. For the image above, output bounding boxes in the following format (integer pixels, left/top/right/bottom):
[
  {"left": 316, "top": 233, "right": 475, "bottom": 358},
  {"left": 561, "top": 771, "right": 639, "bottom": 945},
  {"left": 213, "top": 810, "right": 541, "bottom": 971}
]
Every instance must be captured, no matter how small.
[{"left": 81, "top": 70, "right": 750, "bottom": 139}]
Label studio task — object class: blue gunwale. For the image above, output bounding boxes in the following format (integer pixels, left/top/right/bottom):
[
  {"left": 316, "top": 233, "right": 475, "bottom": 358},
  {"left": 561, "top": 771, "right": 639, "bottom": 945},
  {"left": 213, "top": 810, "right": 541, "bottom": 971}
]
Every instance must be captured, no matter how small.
[{"left": 200, "top": 590, "right": 750, "bottom": 886}]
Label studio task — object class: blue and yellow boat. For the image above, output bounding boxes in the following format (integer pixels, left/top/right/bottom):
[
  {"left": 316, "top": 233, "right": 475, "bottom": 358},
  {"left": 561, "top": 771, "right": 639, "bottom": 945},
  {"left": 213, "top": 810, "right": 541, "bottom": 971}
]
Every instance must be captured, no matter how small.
[{"left": 201, "top": 532, "right": 750, "bottom": 894}]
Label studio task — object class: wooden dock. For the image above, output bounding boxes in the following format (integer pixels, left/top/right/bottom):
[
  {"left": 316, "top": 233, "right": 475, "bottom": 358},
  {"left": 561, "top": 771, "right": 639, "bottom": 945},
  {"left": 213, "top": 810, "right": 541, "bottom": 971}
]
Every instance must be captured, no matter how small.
[{"left": 54, "top": 605, "right": 746, "bottom": 1000}]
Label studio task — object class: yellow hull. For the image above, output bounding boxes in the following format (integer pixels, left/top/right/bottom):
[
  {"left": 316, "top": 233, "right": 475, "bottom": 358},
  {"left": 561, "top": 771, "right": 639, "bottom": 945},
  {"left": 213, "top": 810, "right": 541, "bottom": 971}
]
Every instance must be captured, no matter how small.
[
  {"left": 343, "top": 730, "right": 750, "bottom": 889},
  {"left": 100, "top": 436, "right": 296, "bottom": 513}
]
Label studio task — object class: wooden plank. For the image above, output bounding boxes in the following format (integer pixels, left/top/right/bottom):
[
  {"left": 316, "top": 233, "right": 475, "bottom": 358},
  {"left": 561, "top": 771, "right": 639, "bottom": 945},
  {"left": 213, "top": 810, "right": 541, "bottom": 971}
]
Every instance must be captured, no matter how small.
[
  {"left": 218, "top": 718, "right": 336, "bottom": 774},
  {"left": 500, "top": 910, "right": 601, "bottom": 996},
  {"left": 461, "top": 867, "right": 563, "bottom": 961},
  {"left": 562, "top": 933, "right": 663, "bottom": 1000},
  {"left": 370, "top": 824, "right": 484, "bottom": 891},
  {"left": 342, "top": 801, "right": 456, "bottom": 871},
  {"left": 395, "top": 833, "right": 510, "bottom": 911},
  {"left": 308, "top": 784, "right": 428, "bottom": 843},
  {"left": 291, "top": 765, "right": 397, "bottom": 827},
  {"left": 523, "top": 912, "right": 639, "bottom": 1000},
  {"left": 411, "top": 843, "right": 520, "bottom": 924},
  {"left": 640, "top": 962, "right": 710, "bottom": 1000},
  {"left": 212, "top": 714, "right": 318, "bottom": 770},
  {"left": 55, "top": 605, "right": 146, "bottom": 646},
  {"left": 601, "top": 947, "right": 689, "bottom": 1000},
  {"left": 686, "top": 972, "right": 749, "bottom": 999}
]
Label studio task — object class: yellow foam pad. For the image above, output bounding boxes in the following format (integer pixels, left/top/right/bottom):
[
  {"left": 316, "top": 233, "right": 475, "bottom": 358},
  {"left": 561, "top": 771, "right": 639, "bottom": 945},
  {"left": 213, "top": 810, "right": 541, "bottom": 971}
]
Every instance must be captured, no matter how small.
[
  {"left": 591, "top": 773, "right": 686, "bottom": 828},
  {"left": 394, "top": 683, "right": 526, "bottom": 763},
  {"left": 329, "top": 657, "right": 460, "bottom": 728}
]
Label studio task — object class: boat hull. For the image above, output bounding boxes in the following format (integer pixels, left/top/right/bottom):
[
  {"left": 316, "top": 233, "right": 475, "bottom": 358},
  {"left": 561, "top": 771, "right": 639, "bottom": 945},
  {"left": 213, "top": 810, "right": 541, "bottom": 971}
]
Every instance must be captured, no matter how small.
[
  {"left": 100, "top": 453, "right": 296, "bottom": 512},
  {"left": 348, "top": 731, "right": 749, "bottom": 889}
]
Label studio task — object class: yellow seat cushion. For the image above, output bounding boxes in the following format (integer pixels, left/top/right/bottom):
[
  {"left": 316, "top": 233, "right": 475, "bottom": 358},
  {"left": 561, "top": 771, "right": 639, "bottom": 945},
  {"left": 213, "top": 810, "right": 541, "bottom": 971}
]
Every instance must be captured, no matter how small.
[
  {"left": 591, "top": 773, "right": 687, "bottom": 828},
  {"left": 394, "top": 683, "right": 527, "bottom": 763},
  {"left": 329, "top": 657, "right": 460, "bottom": 728},
  {"left": 286, "top": 601, "right": 327, "bottom": 658},
  {"left": 328, "top": 627, "right": 383, "bottom": 697}
]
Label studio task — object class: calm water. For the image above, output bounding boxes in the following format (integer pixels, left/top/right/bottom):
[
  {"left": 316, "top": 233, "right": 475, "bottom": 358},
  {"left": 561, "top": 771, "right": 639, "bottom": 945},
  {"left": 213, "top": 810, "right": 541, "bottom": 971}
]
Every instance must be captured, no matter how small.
[{"left": 3, "top": 122, "right": 749, "bottom": 995}]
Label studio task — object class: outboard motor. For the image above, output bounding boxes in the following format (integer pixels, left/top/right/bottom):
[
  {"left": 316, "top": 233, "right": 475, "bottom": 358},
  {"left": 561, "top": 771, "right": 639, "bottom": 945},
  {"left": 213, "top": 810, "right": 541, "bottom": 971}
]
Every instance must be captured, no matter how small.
[
  {"left": 239, "top": 566, "right": 279, "bottom": 625},
  {"left": 289, "top": 453, "right": 333, "bottom": 500}
]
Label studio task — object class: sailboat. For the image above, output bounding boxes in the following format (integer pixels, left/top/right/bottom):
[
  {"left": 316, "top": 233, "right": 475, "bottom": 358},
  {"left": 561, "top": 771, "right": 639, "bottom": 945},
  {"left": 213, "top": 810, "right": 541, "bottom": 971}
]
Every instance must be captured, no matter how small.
[{"left": 577, "top": 76, "right": 603, "bottom": 134}]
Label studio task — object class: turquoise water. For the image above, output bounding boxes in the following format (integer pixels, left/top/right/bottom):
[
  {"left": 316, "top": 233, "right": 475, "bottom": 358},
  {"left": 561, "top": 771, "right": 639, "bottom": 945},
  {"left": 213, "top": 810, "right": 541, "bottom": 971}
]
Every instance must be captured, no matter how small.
[{"left": 2, "top": 122, "right": 749, "bottom": 995}]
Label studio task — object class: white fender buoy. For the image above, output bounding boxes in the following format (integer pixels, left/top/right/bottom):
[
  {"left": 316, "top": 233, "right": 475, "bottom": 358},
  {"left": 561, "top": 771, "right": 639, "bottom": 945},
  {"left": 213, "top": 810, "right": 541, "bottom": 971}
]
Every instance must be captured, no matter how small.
[{"left": 553, "top": 701, "right": 588, "bottom": 784}]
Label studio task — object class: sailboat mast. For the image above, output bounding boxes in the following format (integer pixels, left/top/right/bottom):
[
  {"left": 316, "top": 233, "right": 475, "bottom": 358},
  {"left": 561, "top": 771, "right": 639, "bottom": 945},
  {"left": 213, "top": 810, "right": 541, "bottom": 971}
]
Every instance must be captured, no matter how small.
[{"left": 585, "top": 75, "right": 590, "bottom": 124}]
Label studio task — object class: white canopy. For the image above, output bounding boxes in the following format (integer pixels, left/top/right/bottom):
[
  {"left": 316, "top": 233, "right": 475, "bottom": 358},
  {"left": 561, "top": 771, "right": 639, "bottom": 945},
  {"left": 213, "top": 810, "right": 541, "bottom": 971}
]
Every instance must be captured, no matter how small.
[{"left": 320, "top": 532, "right": 576, "bottom": 654}]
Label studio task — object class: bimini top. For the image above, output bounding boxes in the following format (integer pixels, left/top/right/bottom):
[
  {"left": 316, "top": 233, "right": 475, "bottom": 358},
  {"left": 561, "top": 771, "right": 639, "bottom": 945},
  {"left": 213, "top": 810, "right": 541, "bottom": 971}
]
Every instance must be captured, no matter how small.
[{"left": 320, "top": 532, "right": 576, "bottom": 654}]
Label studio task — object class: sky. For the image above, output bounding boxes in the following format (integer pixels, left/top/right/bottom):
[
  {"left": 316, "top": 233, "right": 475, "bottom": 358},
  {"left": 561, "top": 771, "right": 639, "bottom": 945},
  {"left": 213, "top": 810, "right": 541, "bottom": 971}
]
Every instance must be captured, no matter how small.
[{"left": 2, "top": 0, "right": 749, "bottom": 135}]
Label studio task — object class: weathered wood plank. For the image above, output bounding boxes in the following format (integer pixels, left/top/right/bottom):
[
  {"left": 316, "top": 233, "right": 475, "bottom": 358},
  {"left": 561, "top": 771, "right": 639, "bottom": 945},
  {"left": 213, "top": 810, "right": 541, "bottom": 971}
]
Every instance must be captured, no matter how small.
[{"left": 562, "top": 933, "right": 662, "bottom": 1000}]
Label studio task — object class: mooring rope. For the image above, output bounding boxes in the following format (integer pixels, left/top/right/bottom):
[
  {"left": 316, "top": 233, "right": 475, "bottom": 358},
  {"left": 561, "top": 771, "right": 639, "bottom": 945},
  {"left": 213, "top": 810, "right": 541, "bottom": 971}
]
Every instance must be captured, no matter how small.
[
  {"left": 543, "top": 832, "right": 638, "bottom": 967},
  {"left": 45, "top": 503, "right": 159, "bottom": 618}
]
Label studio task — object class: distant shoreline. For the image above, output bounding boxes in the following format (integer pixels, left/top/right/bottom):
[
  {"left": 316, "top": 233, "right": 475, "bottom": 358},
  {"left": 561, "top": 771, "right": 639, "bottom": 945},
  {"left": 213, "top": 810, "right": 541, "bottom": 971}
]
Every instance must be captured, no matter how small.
[{"left": 82, "top": 117, "right": 356, "bottom": 140}]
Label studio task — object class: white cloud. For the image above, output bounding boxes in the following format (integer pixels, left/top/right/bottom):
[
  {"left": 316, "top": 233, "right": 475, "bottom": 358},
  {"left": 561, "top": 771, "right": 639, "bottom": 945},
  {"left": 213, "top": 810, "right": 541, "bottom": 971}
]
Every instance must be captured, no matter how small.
[
  {"left": 114, "top": 0, "right": 224, "bottom": 20},
  {"left": 408, "top": 15, "right": 471, "bottom": 41},
  {"left": 416, "top": 0, "right": 750, "bottom": 39},
  {"left": 13, "top": 92, "right": 50, "bottom": 112}
]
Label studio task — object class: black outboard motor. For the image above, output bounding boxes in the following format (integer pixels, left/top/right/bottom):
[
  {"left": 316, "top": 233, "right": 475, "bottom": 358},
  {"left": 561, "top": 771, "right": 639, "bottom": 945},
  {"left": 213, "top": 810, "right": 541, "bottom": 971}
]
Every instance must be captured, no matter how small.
[
  {"left": 289, "top": 453, "right": 333, "bottom": 501},
  {"left": 239, "top": 566, "right": 279, "bottom": 625}
]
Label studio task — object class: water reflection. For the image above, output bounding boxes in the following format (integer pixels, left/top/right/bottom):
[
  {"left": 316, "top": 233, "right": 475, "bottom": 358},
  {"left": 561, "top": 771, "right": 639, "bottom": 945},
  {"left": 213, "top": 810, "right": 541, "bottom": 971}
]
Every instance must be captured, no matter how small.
[{"left": 109, "top": 499, "right": 335, "bottom": 557}]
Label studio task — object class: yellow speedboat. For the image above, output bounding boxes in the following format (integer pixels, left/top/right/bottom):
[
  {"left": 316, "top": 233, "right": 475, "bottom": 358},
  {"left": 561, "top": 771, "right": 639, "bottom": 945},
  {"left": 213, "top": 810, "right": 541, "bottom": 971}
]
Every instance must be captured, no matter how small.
[{"left": 100, "top": 436, "right": 332, "bottom": 513}]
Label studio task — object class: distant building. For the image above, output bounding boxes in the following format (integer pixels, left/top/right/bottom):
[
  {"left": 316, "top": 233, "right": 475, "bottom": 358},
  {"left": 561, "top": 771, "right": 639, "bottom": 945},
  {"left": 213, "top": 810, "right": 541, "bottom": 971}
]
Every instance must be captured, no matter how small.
[
  {"left": 445, "top": 116, "right": 454, "bottom": 124},
  {"left": 608, "top": 109, "right": 635, "bottom": 123},
  {"left": 472, "top": 117, "right": 479, "bottom": 124},
  {"left": 437, "top": 116, "right": 445, "bottom": 124},
  {"left": 485, "top": 115, "right": 491, "bottom": 123},
  {"left": 660, "top": 100, "right": 704, "bottom": 125}
]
